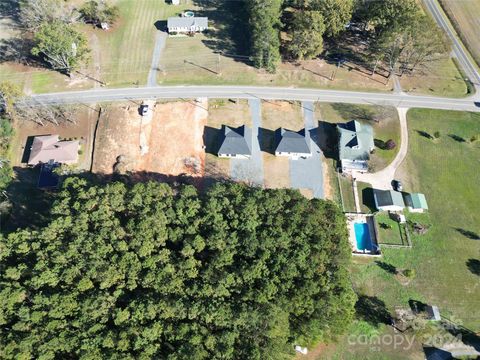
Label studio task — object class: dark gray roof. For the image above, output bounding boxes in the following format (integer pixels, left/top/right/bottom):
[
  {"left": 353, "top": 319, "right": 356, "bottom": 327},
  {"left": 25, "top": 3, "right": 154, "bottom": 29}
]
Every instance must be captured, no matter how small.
[
  {"left": 167, "top": 17, "right": 208, "bottom": 28},
  {"left": 218, "top": 125, "right": 252, "bottom": 155},
  {"left": 275, "top": 128, "right": 310, "bottom": 154},
  {"left": 373, "top": 189, "right": 405, "bottom": 208}
]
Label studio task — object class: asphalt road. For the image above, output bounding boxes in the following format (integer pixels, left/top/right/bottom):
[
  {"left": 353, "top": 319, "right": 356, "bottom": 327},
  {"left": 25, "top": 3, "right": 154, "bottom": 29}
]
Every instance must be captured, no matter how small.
[
  {"left": 24, "top": 85, "right": 480, "bottom": 112},
  {"left": 423, "top": 0, "right": 480, "bottom": 90}
]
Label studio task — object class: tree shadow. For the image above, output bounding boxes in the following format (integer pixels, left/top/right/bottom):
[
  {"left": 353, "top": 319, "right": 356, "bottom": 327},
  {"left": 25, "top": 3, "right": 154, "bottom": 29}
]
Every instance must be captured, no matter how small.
[
  {"left": 374, "top": 138, "right": 387, "bottom": 150},
  {"left": 258, "top": 127, "right": 276, "bottom": 154},
  {"left": 375, "top": 261, "right": 397, "bottom": 274},
  {"left": 423, "top": 346, "right": 452, "bottom": 360},
  {"left": 3, "top": 167, "right": 55, "bottom": 233},
  {"left": 408, "top": 299, "right": 428, "bottom": 314},
  {"left": 454, "top": 228, "right": 480, "bottom": 240},
  {"left": 331, "top": 103, "right": 375, "bottom": 122},
  {"left": 316, "top": 121, "right": 338, "bottom": 160},
  {"left": 415, "top": 130, "right": 433, "bottom": 140},
  {"left": 355, "top": 295, "right": 392, "bottom": 326},
  {"left": 0, "top": 0, "right": 20, "bottom": 21},
  {"left": 361, "top": 187, "right": 376, "bottom": 212},
  {"left": 192, "top": 0, "right": 251, "bottom": 63},
  {"left": 466, "top": 259, "right": 480, "bottom": 276},
  {"left": 448, "top": 134, "right": 466, "bottom": 143},
  {"left": 0, "top": 37, "right": 37, "bottom": 65},
  {"left": 203, "top": 125, "right": 220, "bottom": 154}
]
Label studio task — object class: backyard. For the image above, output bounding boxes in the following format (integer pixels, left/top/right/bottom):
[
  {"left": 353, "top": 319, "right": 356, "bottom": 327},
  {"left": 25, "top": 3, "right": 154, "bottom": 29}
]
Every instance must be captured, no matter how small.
[{"left": 321, "top": 108, "right": 480, "bottom": 359}]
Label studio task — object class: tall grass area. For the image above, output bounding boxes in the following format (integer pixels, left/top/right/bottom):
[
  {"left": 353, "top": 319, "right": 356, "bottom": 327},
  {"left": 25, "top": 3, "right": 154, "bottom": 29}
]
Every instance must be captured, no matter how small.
[{"left": 352, "top": 108, "right": 480, "bottom": 331}]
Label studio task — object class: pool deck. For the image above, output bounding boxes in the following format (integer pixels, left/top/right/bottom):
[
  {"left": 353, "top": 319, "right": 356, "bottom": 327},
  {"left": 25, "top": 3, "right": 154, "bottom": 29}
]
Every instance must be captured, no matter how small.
[{"left": 345, "top": 213, "right": 381, "bottom": 257}]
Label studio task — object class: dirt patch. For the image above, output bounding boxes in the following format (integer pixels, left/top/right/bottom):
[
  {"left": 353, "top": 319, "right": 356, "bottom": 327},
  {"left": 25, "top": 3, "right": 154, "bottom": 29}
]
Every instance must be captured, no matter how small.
[
  {"left": 262, "top": 101, "right": 304, "bottom": 131},
  {"left": 263, "top": 154, "right": 290, "bottom": 189},
  {"left": 93, "top": 100, "right": 207, "bottom": 181},
  {"left": 322, "top": 159, "right": 334, "bottom": 200}
]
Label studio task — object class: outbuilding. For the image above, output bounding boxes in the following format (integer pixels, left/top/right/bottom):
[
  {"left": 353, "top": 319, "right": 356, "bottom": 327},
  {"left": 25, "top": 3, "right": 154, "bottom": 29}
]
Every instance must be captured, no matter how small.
[
  {"left": 404, "top": 193, "right": 429, "bottom": 213},
  {"left": 373, "top": 189, "right": 405, "bottom": 212}
]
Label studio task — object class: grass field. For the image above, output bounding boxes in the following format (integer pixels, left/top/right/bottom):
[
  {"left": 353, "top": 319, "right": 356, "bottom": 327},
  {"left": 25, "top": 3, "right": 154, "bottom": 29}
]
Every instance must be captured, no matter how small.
[
  {"left": 439, "top": 0, "right": 480, "bottom": 68},
  {"left": 353, "top": 108, "right": 480, "bottom": 330},
  {"left": 338, "top": 175, "right": 356, "bottom": 213}
]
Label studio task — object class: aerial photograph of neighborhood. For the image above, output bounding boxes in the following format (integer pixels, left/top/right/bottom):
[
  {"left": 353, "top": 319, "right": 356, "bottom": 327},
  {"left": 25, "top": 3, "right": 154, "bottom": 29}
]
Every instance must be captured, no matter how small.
[{"left": 0, "top": 0, "right": 479, "bottom": 359}]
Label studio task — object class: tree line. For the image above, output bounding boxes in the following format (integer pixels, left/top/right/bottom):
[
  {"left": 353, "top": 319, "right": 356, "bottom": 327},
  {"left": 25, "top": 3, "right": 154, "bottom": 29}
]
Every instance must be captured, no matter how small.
[
  {"left": 247, "top": 0, "right": 450, "bottom": 76},
  {"left": 19, "top": 0, "right": 119, "bottom": 76},
  {"left": 0, "top": 178, "right": 355, "bottom": 359}
]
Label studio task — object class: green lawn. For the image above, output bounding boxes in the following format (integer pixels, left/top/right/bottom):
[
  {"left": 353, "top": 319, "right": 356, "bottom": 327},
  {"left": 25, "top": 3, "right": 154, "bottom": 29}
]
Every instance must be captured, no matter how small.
[
  {"left": 338, "top": 175, "right": 356, "bottom": 213},
  {"left": 375, "top": 212, "right": 407, "bottom": 246},
  {"left": 316, "top": 103, "right": 400, "bottom": 172},
  {"left": 322, "top": 108, "right": 480, "bottom": 359},
  {"left": 354, "top": 108, "right": 480, "bottom": 329}
]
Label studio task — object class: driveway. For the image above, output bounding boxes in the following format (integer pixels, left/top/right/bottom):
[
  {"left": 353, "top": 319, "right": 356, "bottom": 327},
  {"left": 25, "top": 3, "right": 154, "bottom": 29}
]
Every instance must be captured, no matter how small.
[
  {"left": 354, "top": 107, "right": 409, "bottom": 189},
  {"left": 230, "top": 99, "right": 264, "bottom": 186},
  {"left": 147, "top": 31, "right": 167, "bottom": 87},
  {"left": 289, "top": 101, "right": 324, "bottom": 198}
]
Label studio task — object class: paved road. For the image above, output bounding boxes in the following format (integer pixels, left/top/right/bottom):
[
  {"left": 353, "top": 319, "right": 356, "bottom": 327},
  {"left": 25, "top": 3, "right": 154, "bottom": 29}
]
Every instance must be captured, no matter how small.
[
  {"left": 230, "top": 99, "right": 264, "bottom": 186},
  {"left": 289, "top": 101, "right": 324, "bottom": 199},
  {"left": 24, "top": 85, "right": 480, "bottom": 112},
  {"left": 424, "top": 0, "right": 480, "bottom": 92},
  {"left": 147, "top": 32, "right": 167, "bottom": 87}
]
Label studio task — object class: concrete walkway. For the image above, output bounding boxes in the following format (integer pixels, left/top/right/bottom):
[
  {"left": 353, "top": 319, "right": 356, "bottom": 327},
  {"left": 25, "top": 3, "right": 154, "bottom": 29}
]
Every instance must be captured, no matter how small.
[
  {"left": 230, "top": 99, "right": 264, "bottom": 186},
  {"left": 147, "top": 31, "right": 167, "bottom": 87},
  {"left": 355, "top": 107, "right": 409, "bottom": 189},
  {"left": 289, "top": 101, "right": 324, "bottom": 198}
]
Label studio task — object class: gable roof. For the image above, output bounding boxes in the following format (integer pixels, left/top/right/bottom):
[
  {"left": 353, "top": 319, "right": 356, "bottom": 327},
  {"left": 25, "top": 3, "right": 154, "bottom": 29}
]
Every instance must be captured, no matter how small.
[
  {"left": 167, "top": 17, "right": 208, "bottom": 29},
  {"left": 28, "top": 135, "right": 79, "bottom": 165},
  {"left": 405, "top": 193, "right": 428, "bottom": 209},
  {"left": 338, "top": 120, "right": 374, "bottom": 161},
  {"left": 275, "top": 128, "right": 310, "bottom": 154},
  {"left": 373, "top": 189, "right": 405, "bottom": 208},
  {"left": 218, "top": 125, "right": 252, "bottom": 156}
]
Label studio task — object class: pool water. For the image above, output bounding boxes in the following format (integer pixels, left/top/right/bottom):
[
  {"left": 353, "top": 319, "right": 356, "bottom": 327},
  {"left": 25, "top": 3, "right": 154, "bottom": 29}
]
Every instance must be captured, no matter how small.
[{"left": 354, "top": 223, "right": 373, "bottom": 251}]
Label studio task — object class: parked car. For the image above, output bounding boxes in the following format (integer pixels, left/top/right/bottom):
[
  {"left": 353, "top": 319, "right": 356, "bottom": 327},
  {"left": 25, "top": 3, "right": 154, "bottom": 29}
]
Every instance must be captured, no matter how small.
[
  {"left": 392, "top": 179, "right": 403, "bottom": 192},
  {"left": 140, "top": 104, "right": 149, "bottom": 116}
]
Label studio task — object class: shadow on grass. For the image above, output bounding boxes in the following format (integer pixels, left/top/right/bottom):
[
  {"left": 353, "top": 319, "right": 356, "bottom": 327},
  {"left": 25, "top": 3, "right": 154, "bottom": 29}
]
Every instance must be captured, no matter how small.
[
  {"left": 193, "top": 0, "right": 251, "bottom": 63},
  {"left": 258, "top": 127, "right": 276, "bottom": 155},
  {"left": 203, "top": 126, "right": 221, "bottom": 155},
  {"left": 455, "top": 227, "right": 480, "bottom": 240},
  {"left": 448, "top": 134, "right": 466, "bottom": 143},
  {"left": 317, "top": 121, "right": 338, "bottom": 160},
  {"left": 355, "top": 295, "right": 392, "bottom": 326},
  {"left": 466, "top": 259, "right": 480, "bottom": 276},
  {"left": 375, "top": 261, "right": 397, "bottom": 274},
  {"left": 415, "top": 130, "right": 433, "bottom": 140},
  {"left": 361, "top": 187, "right": 376, "bottom": 213},
  {"left": 331, "top": 103, "right": 376, "bottom": 122}
]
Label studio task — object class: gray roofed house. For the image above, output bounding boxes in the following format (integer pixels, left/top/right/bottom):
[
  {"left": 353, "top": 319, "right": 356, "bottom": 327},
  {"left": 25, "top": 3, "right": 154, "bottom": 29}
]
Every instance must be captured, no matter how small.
[
  {"left": 217, "top": 125, "right": 252, "bottom": 159},
  {"left": 167, "top": 16, "right": 208, "bottom": 34},
  {"left": 275, "top": 128, "right": 311, "bottom": 159},
  {"left": 28, "top": 135, "right": 79, "bottom": 166},
  {"left": 337, "top": 120, "right": 374, "bottom": 172},
  {"left": 373, "top": 189, "right": 405, "bottom": 212}
]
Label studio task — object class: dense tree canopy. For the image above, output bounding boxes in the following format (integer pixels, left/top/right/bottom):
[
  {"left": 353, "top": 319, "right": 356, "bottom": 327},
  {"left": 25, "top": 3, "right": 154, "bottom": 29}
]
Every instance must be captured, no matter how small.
[
  {"left": 31, "top": 21, "right": 90, "bottom": 75},
  {"left": 287, "top": 10, "right": 325, "bottom": 60},
  {"left": 307, "top": 0, "right": 354, "bottom": 37},
  {"left": 248, "top": 0, "right": 283, "bottom": 72},
  {"left": 0, "top": 179, "right": 355, "bottom": 359}
]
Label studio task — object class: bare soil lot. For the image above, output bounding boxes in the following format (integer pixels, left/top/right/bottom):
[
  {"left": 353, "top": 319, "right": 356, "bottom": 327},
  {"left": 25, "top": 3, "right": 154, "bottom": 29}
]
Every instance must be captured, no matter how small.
[{"left": 93, "top": 100, "right": 207, "bottom": 181}]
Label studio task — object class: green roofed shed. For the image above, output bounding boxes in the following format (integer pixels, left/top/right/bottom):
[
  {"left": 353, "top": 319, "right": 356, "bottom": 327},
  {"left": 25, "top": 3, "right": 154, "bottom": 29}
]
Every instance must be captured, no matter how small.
[{"left": 405, "top": 193, "right": 428, "bottom": 212}]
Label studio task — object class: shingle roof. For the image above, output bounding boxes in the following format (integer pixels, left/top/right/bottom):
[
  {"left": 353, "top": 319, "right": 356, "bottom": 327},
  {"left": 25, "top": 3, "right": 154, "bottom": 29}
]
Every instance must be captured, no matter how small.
[
  {"left": 338, "top": 120, "right": 374, "bottom": 161},
  {"left": 218, "top": 125, "right": 252, "bottom": 156},
  {"left": 167, "top": 17, "right": 208, "bottom": 29},
  {"left": 374, "top": 189, "right": 405, "bottom": 208},
  {"left": 28, "top": 135, "right": 79, "bottom": 165},
  {"left": 275, "top": 128, "right": 310, "bottom": 154}
]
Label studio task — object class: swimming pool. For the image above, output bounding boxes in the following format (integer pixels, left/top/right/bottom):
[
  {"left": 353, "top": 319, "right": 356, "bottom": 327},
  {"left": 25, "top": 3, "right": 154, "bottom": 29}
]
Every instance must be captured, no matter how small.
[{"left": 354, "top": 223, "right": 373, "bottom": 251}]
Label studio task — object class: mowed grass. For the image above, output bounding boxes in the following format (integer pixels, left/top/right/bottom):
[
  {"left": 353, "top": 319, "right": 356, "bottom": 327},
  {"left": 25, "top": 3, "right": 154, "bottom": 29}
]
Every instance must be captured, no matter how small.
[
  {"left": 400, "top": 58, "right": 469, "bottom": 98},
  {"left": 316, "top": 103, "right": 400, "bottom": 171},
  {"left": 352, "top": 108, "right": 480, "bottom": 332},
  {"left": 94, "top": 0, "right": 191, "bottom": 87},
  {"left": 439, "top": 0, "right": 480, "bottom": 68}
]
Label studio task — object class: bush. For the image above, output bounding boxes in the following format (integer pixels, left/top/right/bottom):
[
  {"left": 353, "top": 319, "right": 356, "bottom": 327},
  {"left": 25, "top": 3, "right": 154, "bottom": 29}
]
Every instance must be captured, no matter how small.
[
  {"left": 433, "top": 131, "right": 441, "bottom": 139},
  {"left": 470, "top": 134, "right": 479, "bottom": 143},
  {"left": 385, "top": 139, "right": 396, "bottom": 150},
  {"left": 403, "top": 269, "right": 416, "bottom": 278}
]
